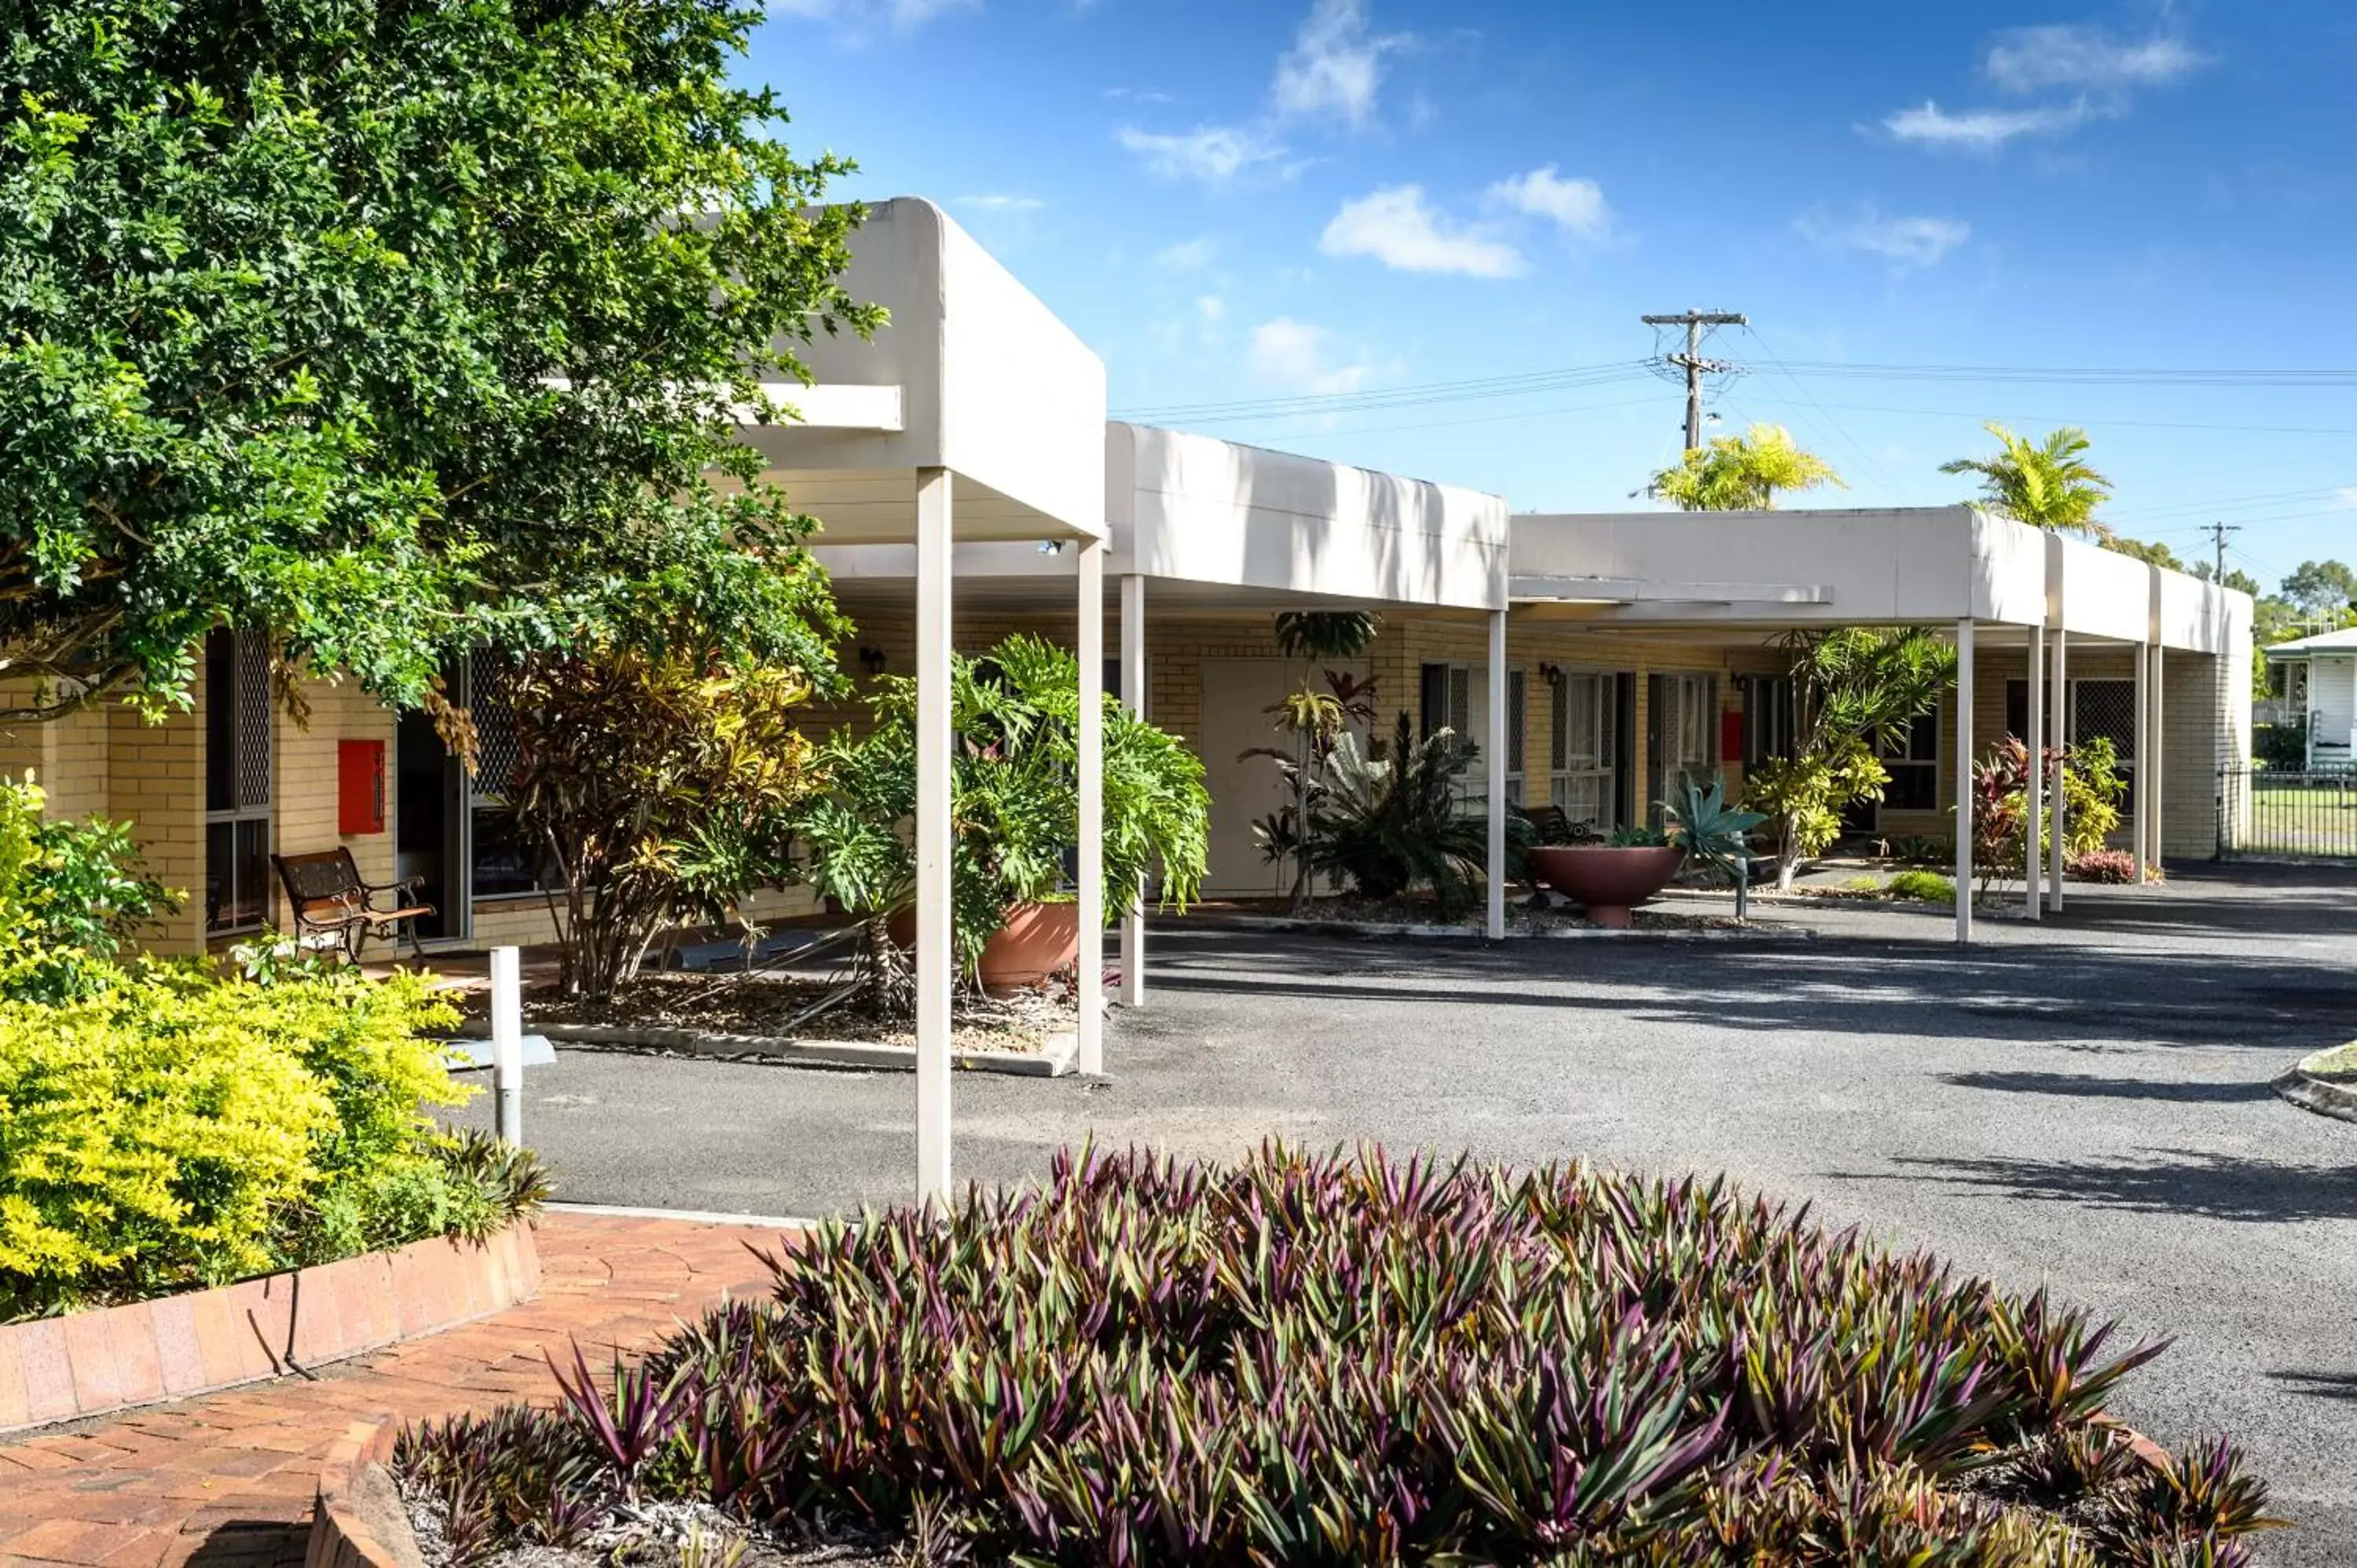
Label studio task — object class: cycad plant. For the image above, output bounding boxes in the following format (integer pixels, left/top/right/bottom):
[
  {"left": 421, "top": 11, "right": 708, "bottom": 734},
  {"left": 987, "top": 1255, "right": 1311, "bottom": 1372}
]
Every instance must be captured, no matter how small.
[{"left": 1310, "top": 712, "right": 1512, "bottom": 919}]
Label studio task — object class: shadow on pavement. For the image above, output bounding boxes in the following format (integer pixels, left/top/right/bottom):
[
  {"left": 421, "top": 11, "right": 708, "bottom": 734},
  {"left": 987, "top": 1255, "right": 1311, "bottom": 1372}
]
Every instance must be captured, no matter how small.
[{"left": 1861, "top": 1150, "right": 2357, "bottom": 1225}]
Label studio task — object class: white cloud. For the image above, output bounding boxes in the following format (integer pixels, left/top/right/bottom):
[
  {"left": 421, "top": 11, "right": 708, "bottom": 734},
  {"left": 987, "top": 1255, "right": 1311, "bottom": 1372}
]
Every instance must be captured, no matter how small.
[
  {"left": 1153, "top": 236, "right": 1219, "bottom": 272},
  {"left": 1320, "top": 185, "right": 1523, "bottom": 278},
  {"left": 1882, "top": 97, "right": 2096, "bottom": 152},
  {"left": 1197, "top": 294, "right": 1226, "bottom": 324},
  {"left": 1117, "top": 124, "right": 1285, "bottom": 184},
  {"left": 1248, "top": 318, "right": 1378, "bottom": 395},
  {"left": 2334, "top": 486, "right": 2357, "bottom": 511},
  {"left": 1485, "top": 166, "right": 1611, "bottom": 240},
  {"left": 1271, "top": 0, "right": 1410, "bottom": 128},
  {"left": 1795, "top": 205, "right": 1971, "bottom": 269},
  {"left": 769, "top": 0, "right": 977, "bottom": 32},
  {"left": 955, "top": 194, "right": 1047, "bottom": 213},
  {"left": 1985, "top": 25, "right": 2204, "bottom": 93}
]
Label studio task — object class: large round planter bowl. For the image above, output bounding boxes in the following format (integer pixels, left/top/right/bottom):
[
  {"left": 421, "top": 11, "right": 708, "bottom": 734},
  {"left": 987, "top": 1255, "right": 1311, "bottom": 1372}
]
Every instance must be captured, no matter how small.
[
  {"left": 1527, "top": 844, "right": 1687, "bottom": 928},
  {"left": 887, "top": 900, "right": 1080, "bottom": 994}
]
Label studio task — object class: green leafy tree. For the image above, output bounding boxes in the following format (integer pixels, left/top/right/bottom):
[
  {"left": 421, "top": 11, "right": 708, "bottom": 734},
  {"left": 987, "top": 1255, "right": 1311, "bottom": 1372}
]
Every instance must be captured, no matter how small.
[
  {"left": 2279, "top": 559, "right": 2357, "bottom": 618},
  {"left": 501, "top": 643, "right": 836, "bottom": 1001},
  {"left": 1741, "top": 627, "right": 1959, "bottom": 889},
  {"left": 1939, "top": 423, "right": 2112, "bottom": 537},
  {"left": 2191, "top": 563, "right": 2264, "bottom": 597},
  {"left": 1648, "top": 424, "right": 1846, "bottom": 511},
  {"left": 0, "top": 0, "right": 880, "bottom": 722},
  {"left": 2103, "top": 536, "right": 2187, "bottom": 571},
  {"left": 797, "top": 636, "right": 1209, "bottom": 1013},
  {"left": 1248, "top": 611, "right": 1381, "bottom": 912}
]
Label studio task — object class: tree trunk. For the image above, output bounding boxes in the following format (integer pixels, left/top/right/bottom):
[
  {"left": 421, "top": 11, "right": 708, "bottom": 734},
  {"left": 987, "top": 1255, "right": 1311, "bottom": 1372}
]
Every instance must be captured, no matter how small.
[{"left": 860, "top": 911, "right": 915, "bottom": 1017}]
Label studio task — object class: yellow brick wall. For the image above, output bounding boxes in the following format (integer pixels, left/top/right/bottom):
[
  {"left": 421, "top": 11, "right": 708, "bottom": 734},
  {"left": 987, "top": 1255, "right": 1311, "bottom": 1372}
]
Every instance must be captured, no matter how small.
[
  {"left": 108, "top": 695, "right": 207, "bottom": 957},
  {"left": 269, "top": 673, "right": 400, "bottom": 930}
]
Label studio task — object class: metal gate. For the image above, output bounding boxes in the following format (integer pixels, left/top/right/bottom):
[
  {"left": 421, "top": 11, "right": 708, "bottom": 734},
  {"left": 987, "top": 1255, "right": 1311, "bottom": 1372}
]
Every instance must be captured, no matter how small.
[{"left": 2218, "top": 766, "right": 2357, "bottom": 859}]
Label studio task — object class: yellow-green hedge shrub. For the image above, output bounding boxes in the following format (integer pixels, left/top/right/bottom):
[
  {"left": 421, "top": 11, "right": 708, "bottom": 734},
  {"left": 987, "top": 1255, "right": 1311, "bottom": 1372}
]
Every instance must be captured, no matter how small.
[{"left": 0, "top": 967, "right": 464, "bottom": 1318}]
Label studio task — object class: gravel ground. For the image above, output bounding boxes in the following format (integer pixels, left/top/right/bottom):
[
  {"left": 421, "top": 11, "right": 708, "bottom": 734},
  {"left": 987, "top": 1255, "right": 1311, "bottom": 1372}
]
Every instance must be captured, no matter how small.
[{"left": 449, "top": 863, "right": 2357, "bottom": 1565}]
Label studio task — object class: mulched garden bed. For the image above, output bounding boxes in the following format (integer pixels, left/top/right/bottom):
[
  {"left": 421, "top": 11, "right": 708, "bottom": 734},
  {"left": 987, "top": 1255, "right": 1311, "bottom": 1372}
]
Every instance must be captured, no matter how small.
[
  {"left": 490, "top": 971, "right": 1076, "bottom": 1055},
  {"left": 407, "top": 1492, "right": 904, "bottom": 1567}
]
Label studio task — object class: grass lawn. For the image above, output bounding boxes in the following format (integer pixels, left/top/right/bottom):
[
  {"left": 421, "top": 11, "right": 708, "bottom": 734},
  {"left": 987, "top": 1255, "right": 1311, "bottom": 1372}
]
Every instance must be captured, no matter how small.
[
  {"left": 2237, "top": 779, "right": 2357, "bottom": 857},
  {"left": 2298, "top": 1039, "right": 2357, "bottom": 1079}
]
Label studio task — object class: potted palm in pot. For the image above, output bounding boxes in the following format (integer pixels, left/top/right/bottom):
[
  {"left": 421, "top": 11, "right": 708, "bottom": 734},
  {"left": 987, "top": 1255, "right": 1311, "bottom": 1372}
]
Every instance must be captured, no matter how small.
[{"left": 797, "top": 635, "right": 1209, "bottom": 1006}]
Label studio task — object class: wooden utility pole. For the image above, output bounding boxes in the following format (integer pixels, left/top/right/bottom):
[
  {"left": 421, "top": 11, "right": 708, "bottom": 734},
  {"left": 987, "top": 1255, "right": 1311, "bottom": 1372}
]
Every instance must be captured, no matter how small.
[
  {"left": 1641, "top": 310, "right": 1747, "bottom": 450},
  {"left": 2207, "top": 519, "right": 2240, "bottom": 578}
]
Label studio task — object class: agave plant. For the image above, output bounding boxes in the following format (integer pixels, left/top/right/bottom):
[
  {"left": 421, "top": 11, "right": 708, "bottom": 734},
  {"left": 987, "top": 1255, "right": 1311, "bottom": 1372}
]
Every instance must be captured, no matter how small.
[{"left": 1663, "top": 776, "right": 1766, "bottom": 920}]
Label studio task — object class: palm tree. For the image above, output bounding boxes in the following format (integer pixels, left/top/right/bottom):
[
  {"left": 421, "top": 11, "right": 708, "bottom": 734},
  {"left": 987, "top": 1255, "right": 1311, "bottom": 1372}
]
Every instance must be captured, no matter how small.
[
  {"left": 1939, "top": 423, "right": 2112, "bottom": 537},
  {"left": 1646, "top": 423, "right": 1846, "bottom": 511}
]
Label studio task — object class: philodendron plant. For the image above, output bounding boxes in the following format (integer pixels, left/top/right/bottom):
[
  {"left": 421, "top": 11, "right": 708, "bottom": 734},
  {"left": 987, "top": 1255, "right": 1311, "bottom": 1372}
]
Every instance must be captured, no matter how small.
[{"left": 1665, "top": 776, "right": 1767, "bottom": 921}]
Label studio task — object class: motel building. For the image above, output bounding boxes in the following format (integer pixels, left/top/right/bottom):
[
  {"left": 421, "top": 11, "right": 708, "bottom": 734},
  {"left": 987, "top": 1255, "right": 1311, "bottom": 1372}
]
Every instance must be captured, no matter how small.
[{"left": 1, "top": 200, "right": 2253, "bottom": 1196}]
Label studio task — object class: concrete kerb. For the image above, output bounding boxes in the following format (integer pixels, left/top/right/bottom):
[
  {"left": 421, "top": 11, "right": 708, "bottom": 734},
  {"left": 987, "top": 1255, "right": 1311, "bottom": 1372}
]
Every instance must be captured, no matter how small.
[
  {"left": 2272, "top": 1042, "right": 2357, "bottom": 1124},
  {"left": 489, "top": 1020, "right": 1080, "bottom": 1079},
  {"left": 1183, "top": 913, "right": 1820, "bottom": 943}
]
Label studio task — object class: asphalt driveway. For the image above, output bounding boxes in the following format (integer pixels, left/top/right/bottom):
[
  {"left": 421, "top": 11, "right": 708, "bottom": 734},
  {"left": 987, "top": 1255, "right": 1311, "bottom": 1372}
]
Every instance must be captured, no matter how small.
[{"left": 453, "top": 863, "right": 2357, "bottom": 1563}]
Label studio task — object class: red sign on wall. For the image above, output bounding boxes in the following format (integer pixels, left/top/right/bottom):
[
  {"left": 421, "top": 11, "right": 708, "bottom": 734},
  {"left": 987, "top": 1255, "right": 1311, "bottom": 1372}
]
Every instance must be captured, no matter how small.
[
  {"left": 339, "top": 739, "right": 387, "bottom": 835},
  {"left": 1720, "top": 710, "right": 1745, "bottom": 765}
]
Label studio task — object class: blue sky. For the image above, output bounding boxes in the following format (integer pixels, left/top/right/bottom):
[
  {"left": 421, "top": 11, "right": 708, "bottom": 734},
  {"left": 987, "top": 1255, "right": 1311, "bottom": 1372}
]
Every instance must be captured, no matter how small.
[{"left": 747, "top": 1, "right": 2357, "bottom": 590}]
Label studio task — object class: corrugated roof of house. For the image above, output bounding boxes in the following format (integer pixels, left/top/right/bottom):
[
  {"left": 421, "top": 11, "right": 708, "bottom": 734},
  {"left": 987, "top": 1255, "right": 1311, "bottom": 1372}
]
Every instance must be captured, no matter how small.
[{"left": 2264, "top": 625, "right": 2357, "bottom": 658}]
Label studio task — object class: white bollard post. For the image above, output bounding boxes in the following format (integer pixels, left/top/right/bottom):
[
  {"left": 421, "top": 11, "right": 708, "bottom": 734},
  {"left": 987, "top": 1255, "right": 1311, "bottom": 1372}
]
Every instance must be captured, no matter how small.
[{"left": 490, "top": 946, "right": 523, "bottom": 1146}]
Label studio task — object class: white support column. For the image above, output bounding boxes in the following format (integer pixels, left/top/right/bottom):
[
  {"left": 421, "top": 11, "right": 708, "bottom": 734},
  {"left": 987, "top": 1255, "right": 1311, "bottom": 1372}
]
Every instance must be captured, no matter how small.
[
  {"left": 2048, "top": 627, "right": 2068, "bottom": 911},
  {"left": 1118, "top": 574, "right": 1146, "bottom": 1008},
  {"left": 2147, "top": 643, "right": 2166, "bottom": 868},
  {"left": 2132, "top": 634, "right": 2150, "bottom": 886},
  {"left": 1486, "top": 609, "right": 1508, "bottom": 940},
  {"left": 1954, "top": 619, "right": 1974, "bottom": 945},
  {"left": 2024, "top": 625, "right": 2044, "bottom": 919},
  {"left": 914, "top": 467, "right": 954, "bottom": 1209},
  {"left": 1076, "top": 540, "right": 1105, "bottom": 1076}
]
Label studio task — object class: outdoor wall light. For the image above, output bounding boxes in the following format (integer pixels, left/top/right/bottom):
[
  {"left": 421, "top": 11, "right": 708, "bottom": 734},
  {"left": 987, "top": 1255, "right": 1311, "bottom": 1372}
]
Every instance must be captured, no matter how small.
[
  {"left": 1540, "top": 662, "right": 1566, "bottom": 688},
  {"left": 858, "top": 647, "right": 889, "bottom": 676}
]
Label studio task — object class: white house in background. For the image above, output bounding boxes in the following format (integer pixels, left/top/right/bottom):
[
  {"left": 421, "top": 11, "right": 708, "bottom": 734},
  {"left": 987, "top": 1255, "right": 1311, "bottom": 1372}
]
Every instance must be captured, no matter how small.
[{"left": 2263, "top": 627, "right": 2357, "bottom": 769}]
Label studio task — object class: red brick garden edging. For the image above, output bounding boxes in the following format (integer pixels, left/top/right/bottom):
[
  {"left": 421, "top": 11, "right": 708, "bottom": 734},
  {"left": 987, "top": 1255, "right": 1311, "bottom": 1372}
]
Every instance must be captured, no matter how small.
[
  {"left": 307, "top": 1414, "right": 409, "bottom": 1568},
  {"left": 0, "top": 1223, "right": 541, "bottom": 1436}
]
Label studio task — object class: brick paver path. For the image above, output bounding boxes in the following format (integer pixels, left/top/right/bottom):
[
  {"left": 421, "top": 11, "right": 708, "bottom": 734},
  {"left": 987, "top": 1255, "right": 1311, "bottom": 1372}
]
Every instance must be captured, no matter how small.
[{"left": 0, "top": 1212, "right": 786, "bottom": 1568}]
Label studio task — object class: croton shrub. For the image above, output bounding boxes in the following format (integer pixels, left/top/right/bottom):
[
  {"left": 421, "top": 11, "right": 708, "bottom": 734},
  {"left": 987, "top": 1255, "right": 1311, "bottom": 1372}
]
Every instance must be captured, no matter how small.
[{"left": 400, "top": 1146, "right": 2274, "bottom": 1566}]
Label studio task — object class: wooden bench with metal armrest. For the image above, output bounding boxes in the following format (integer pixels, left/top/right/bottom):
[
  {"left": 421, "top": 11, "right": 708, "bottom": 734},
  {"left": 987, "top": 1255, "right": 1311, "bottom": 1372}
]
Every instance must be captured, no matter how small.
[{"left": 270, "top": 848, "right": 435, "bottom": 962}]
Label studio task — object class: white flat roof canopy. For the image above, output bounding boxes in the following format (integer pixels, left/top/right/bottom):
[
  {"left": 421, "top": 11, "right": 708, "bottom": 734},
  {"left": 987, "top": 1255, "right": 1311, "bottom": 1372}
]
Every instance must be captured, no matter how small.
[
  {"left": 735, "top": 198, "right": 1107, "bottom": 546},
  {"left": 1109, "top": 423, "right": 1508, "bottom": 611},
  {"left": 807, "top": 423, "right": 1511, "bottom": 614},
  {"left": 1510, "top": 505, "right": 2251, "bottom": 654}
]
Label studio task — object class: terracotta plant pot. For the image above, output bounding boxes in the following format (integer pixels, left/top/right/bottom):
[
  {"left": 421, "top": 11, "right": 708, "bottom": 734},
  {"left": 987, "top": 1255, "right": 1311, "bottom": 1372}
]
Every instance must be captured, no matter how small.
[
  {"left": 887, "top": 900, "right": 1081, "bottom": 994},
  {"left": 1527, "top": 844, "right": 1687, "bottom": 928},
  {"left": 977, "top": 901, "right": 1081, "bottom": 991}
]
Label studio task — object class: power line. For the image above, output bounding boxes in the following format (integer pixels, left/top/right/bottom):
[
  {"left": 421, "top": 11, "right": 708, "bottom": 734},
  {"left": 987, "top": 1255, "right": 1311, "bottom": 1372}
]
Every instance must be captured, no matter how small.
[
  {"left": 1735, "top": 394, "right": 2357, "bottom": 438},
  {"left": 1112, "top": 361, "right": 1652, "bottom": 423},
  {"left": 1739, "top": 325, "right": 1915, "bottom": 506},
  {"left": 1772, "top": 361, "right": 2357, "bottom": 388}
]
